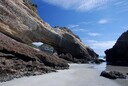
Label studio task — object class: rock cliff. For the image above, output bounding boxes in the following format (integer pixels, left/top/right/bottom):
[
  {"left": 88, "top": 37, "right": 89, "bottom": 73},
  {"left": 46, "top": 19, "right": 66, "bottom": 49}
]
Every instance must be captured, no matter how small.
[
  {"left": 0, "top": 32, "right": 69, "bottom": 82},
  {"left": 0, "top": 0, "right": 98, "bottom": 82},
  {"left": 0, "top": 0, "right": 98, "bottom": 62},
  {"left": 105, "top": 31, "right": 128, "bottom": 66}
]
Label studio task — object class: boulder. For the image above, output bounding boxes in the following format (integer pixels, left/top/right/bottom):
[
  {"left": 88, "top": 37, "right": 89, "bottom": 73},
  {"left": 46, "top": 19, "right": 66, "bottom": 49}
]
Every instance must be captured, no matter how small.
[
  {"left": 105, "top": 31, "right": 128, "bottom": 66},
  {"left": 91, "top": 58, "right": 105, "bottom": 64},
  {"left": 98, "top": 59, "right": 106, "bottom": 62},
  {"left": 59, "top": 53, "right": 88, "bottom": 63},
  {"left": 100, "top": 71, "right": 127, "bottom": 79},
  {"left": 0, "top": 0, "right": 98, "bottom": 63},
  {"left": 38, "top": 43, "right": 54, "bottom": 54}
]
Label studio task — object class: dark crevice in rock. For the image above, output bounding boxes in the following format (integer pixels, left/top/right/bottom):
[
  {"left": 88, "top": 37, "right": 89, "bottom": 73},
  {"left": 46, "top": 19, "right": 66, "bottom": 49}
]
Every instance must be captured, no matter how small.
[{"left": 0, "top": 49, "right": 36, "bottom": 62}]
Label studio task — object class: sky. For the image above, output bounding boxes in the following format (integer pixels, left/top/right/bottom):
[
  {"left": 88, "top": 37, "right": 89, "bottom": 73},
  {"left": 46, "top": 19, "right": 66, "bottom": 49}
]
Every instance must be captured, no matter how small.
[{"left": 32, "top": 0, "right": 128, "bottom": 55}]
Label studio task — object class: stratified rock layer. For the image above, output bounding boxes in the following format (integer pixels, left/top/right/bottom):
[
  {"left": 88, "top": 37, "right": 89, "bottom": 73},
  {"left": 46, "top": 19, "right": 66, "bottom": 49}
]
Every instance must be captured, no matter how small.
[
  {"left": 0, "top": 32, "right": 69, "bottom": 82},
  {"left": 0, "top": 0, "right": 98, "bottom": 62},
  {"left": 105, "top": 31, "right": 128, "bottom": 66}
]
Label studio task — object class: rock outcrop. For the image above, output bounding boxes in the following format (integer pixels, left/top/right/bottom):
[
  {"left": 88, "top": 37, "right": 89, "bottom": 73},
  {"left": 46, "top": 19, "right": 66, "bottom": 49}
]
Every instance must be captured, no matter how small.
[
  {"left": 105, "top": 31, "right": 128, "bottom": 66},
  {"left": 0, "top": 0, "right": 98, "bottom": 62},
  {"left": 0, "top": 0, "right": 98, "bottom": 82},
  {"left": 100, "top": 71, "right": 127, "bottom": 79},
  {"left": 53, "top": 27, "right": 99, "bottom": 62},
  {"left": 0, "top": 32, "right": 69, "bottom": 82},
  {"left": 38, "top": 43, "right": 54, "bottom": 54}
]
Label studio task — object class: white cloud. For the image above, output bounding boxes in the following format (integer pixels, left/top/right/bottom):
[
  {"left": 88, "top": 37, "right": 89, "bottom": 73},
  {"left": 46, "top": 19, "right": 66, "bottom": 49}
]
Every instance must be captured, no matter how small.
[
  {"left": 98, "top": 19, "right": 109, "bottom": 24},
  {"left": 112, "top": 0, "right": 128, "bottom": 13},
  {"left": 79, "top": 21, "right": 95, "bottom": 25},
  {"left": 72, "top": 28, "right": 87, "bottom": 32},
  {"left": 43, "top": 0, "right": 109, "bottom": 12},
  {"left": 88, "top": 32, "right": 101, "bottom": 36},
  {"left": 68, "top": 24, "right": 79, "bottom": 28},
  {"left": 81, "top": 39, "right": 116, "bottom": 55},
  {"left": 86, "top": 40, "right": 116, "bottom": 49},
  {"left": 114, "top": 1, "right": 128, "bottom": 6},
  {"left": 122, "top": 25, "right": 128, "bottom": 31}
]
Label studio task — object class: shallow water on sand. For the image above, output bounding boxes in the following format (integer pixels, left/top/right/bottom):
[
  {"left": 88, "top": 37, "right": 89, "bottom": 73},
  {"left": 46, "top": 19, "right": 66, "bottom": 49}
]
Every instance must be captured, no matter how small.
[{"left": 93, "top": 62, "right": 106, "bottom": 71}]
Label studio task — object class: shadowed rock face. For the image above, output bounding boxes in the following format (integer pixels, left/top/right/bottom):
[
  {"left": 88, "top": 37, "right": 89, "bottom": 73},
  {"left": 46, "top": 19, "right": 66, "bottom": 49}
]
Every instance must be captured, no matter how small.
[
  {"left": 0, "top": 32, "right": 69, "bottom": 82},
  {"left": 105, "top": 31, "right": 128, "bottom": 66},
  {"left": 0, "top": 32, "right": 69, "bottom": 69},
  {"left": 53, "top": 27, "right": 98, "bottom": 61},
  {"left": 0, "top": 0, "right": 98, "bottom": 62}
]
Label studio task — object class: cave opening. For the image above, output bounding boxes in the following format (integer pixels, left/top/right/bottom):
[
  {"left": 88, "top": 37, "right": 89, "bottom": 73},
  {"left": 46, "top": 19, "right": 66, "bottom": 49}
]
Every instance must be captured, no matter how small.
[{"left": 32, "top": 42, "right": 56, "bottom": 54}]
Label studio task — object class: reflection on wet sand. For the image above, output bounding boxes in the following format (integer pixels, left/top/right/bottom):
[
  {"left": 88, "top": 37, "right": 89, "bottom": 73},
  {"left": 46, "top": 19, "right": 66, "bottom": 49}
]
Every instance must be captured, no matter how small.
[
  {"left": 105, "top": 65, "right": 128, "bottom": 86},
  {"left": 105, "top": 65, "right": 128, "bottom": 74}
]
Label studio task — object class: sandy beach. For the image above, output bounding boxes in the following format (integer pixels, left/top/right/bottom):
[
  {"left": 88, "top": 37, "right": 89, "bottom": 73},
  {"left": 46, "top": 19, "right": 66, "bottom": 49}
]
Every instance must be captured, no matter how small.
[
  {"left": 0, "top": 64, "right": 124, "bottom": 86},
  {"left": 105, "top": 65, "right": 128, "bottom": 86}
]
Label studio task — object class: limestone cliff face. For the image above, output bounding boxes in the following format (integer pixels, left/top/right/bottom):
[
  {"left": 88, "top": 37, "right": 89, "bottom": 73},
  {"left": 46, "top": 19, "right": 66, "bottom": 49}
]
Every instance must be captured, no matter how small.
[
  {"left": 105, "top": 31, "right": 128, "bottom": 66},
  {"left": 0, "top": 0, "right": 98, "bottom": 62}
]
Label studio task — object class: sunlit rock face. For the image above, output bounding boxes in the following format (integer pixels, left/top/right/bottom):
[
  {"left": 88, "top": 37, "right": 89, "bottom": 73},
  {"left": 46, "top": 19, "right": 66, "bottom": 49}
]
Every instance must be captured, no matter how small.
[
  {"left": 0, "top": 0, "right": 98, "bottom": 62},
  {"left": 105, "top": 31, "right": 128, "bottom": 66}
]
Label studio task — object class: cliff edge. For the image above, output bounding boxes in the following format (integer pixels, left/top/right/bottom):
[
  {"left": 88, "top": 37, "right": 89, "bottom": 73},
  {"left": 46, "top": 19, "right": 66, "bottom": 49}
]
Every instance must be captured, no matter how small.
[{"left": 105, "top": 31, "right": 128, "bottom": 66}]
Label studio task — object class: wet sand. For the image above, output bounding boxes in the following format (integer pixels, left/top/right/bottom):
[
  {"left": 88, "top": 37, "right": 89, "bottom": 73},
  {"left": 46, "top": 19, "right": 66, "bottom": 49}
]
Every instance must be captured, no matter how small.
[
  {"left": 0, "top": 64, "right": 121, "bottom": 86},
  {"left": 106, "top": 65, "right": 128, "bottom": 86}
]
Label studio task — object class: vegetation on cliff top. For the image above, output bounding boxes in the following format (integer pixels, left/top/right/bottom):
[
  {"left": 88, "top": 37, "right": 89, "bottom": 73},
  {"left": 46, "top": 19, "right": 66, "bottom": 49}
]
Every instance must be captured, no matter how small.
[{"left": 23, "top": 0, "right": 37, "bottom": 12}]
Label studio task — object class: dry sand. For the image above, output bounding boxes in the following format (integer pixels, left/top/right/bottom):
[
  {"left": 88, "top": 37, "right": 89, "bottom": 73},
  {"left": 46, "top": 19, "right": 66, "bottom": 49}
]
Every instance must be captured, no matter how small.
[{"left": 0, "top": 64, "right": 122, "bottom": 86}]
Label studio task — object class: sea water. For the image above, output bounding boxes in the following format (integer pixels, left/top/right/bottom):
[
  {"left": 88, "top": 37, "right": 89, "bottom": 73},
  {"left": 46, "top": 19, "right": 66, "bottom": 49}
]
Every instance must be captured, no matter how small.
[{"left": 93, "top": 56, "right": 106, "bottom": 71}]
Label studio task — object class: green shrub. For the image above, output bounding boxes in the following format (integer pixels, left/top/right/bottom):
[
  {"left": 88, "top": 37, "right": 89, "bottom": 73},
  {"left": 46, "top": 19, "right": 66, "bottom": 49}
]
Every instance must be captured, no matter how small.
[{"left": 23, "top": 0, "right": 37, "bottom": 12}]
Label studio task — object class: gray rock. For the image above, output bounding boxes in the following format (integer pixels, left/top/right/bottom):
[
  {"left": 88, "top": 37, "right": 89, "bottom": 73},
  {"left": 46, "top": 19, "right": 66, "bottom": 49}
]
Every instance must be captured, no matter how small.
[
  {"left": 100, "top": 71, "right": 127, "bottom": 79},
  {"left": 105, "top": 31, "right": 128, "bottom": 66}
]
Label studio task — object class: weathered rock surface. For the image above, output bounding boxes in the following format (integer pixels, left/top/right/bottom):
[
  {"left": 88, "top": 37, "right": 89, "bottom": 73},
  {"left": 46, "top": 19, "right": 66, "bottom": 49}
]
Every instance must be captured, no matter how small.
[
  {"left": 59, "top": 53, "right": 88, "bottom": 63},
  {"left": 0, "top": 32, "right": 69, "bottom": 82},
  {"left": 105, "top": 31, "right": 128, "bottom": 66},
  {"left": 100, "top": 71, "right": 127, "bottom": 79},
  {"left": 38, "top": 43, "right": 54, "bottom": 54},
  {"left": 0, "top": 0, "right": 98, "bottom": 82},
  {"left": 0, "top": 0, "right": 98, "bottom": 62}
]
